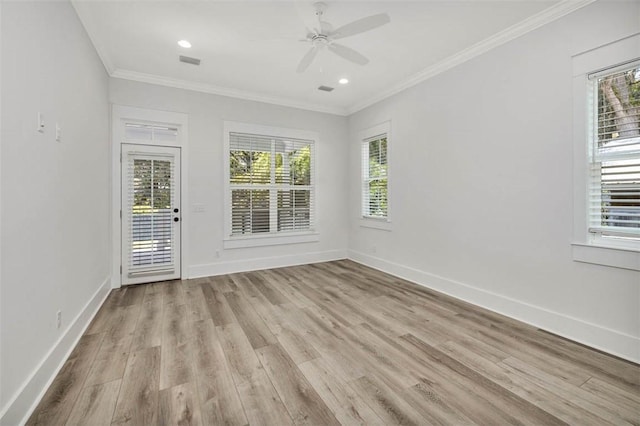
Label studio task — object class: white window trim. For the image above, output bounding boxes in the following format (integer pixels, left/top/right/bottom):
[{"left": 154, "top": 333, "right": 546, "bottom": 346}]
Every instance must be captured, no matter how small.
[
  {"left": 359, "top": 121, "right": 392, "bottom": 231},
  {"left": 572, "top": 33, "right": 640, "bottom": 271},
  {"left": 223, "top": 121, "right": 319, "bottom": 249}
]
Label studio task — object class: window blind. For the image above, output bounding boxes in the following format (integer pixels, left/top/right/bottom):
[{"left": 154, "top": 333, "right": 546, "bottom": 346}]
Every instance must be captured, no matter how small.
[
  {"left": 124, "top": 123, "right": 178, "bottom": 143},
  {"left": 125, "top": 154, "right": 176, "bottom": 272},
  {"left": 362, "top": 134, "right": 388, "bottom": 218},
  {"left": 229, "top": 132, "right": 314, "bottom": 236},
  {"left": 588, "top": 65, "right": 640, "bottom": 239}
]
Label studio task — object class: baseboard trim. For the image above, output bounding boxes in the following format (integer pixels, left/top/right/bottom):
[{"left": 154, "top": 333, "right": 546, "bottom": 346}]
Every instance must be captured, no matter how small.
[
  {"left": 189, "top": 249, "right": 348, "bottom": 278},
  {"left": 347, "top": 250, "right": 640, "bottom": 364},
  {"left": 0, "top": 276, "right": 112, "bottom": 426}
]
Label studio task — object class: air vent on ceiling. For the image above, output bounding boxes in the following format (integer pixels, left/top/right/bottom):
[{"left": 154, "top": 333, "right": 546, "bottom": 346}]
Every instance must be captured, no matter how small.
[
  {"left": 317, "top": 85, "right": 334, "bottom": 92},
  {"left": 179, "top": 55, "right": 201, "bottom": 66}
]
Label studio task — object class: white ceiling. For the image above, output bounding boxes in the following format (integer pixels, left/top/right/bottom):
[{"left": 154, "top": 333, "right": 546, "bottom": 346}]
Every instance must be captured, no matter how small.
[{"left": 72, "top": 0, "right": 590, "bottom": 115}]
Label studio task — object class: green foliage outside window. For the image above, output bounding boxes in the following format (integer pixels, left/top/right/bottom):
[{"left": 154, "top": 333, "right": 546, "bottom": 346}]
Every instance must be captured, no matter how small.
[
  {"left": 231, "top": 145, "right": 311, "bottom": 185},
  {"left": 598, "top": 67, "right": 640, "bottom": 145},
  {"left": 133, "top": 159, "right": 172, "bottom": 214},
  {"left": 596, "top": 66, "right": 640, "bottom": 231},
  {"left": 229, "top": 141, "right": 312, "bottom": 235},
  {"left": 366, "top": 137, "right": 388, "bottom": 217}
]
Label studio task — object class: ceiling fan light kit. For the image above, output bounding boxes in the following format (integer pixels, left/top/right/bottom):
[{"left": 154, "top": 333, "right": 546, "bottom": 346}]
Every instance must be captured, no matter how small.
[{"left": 297, "top": 2, "right": 390, "bottom": 73}]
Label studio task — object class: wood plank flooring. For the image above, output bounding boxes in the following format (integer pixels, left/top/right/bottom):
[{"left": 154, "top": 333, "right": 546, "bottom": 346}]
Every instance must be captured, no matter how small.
[{"left": 27, "top": 260, "right": 640, "bottom": 425}]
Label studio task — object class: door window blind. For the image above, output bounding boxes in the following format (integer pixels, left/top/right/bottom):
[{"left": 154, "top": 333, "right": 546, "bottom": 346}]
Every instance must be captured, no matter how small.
[
  {"left": 125, "top": 153, "right": 176, "bottom": 271},
  {"left": 362, "top": 134, "right": 388, "bottom": 218},
  {"left": 229, "top": 132, "right": 314, "bottom": 236},
  {"left": 589, "top": 64, "right": 640, "bottom": 239},
  {"left": 124, "top": 123, "right": 179, "bottom": 143}
]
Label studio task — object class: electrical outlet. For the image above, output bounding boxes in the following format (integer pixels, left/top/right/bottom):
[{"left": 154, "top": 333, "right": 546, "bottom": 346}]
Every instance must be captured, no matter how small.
[{"left": 56, "top": 311, "right": 62, "bottom": 329}]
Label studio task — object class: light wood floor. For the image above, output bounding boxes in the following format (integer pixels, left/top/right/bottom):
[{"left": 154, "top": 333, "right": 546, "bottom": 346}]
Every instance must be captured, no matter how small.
[{"left": 27, "top": 260, "right": 639, "bottom": 425}]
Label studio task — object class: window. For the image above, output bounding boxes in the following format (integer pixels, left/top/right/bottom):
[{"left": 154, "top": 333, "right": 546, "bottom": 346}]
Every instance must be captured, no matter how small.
[
  {"left": 587, "top": 63, "right": 640, "bottom": 244},
  {"left": 361, "top": 123, "right": 390, "bottom": 221},
  {"left": 572, "top": 36, "right": 640, "bottom": 270},
  {"left": 224, "top": 123, "right": 316, "bottom": 246}
]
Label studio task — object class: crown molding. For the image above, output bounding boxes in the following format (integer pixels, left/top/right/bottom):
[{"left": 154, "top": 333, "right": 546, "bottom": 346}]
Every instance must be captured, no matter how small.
[
  {"left": 73, "top": 0, "right": 595, "bottom": 117},
  {"left": 110, "top": 69, "right": 349, "bottom": 116},
  {"left": 345, "top": 0, "right": 597, "bottom": 115}
]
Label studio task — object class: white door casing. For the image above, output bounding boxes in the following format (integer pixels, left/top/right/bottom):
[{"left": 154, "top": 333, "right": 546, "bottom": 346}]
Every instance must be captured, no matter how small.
[
  {"left": 121, "top": 144, "right": 181, "bottom": 285},
  {"left": 111, "top": 105, "right": 189, "bottom": 288}
]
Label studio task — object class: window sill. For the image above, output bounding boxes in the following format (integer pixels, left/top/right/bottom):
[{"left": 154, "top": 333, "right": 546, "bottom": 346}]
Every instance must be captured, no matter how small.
[
  {"left": 223, "top": 232, "right": 319, "bottom": 249},
  {"left": 572, "top": 243, "right": 640, "bottom": 271},
  {"left": 360, "top": 217, "right": 392, "bottom": 231}
]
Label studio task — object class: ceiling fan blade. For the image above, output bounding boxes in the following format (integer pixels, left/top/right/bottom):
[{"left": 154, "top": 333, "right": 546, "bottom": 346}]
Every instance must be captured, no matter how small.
[
  {"left": 328, "top": 43, "right": 368, "bottom": 65},
  {"left": 330, "top": 13, "right": 390, "bottom": 40},
  {"left": 297, "top": 45, "right": 320, "bottom": 73}
]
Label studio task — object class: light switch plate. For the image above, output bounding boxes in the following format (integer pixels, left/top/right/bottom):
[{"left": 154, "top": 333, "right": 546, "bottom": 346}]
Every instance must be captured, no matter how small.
[{"left": 37, "top": 112, "right": 45, "bottom": 133}]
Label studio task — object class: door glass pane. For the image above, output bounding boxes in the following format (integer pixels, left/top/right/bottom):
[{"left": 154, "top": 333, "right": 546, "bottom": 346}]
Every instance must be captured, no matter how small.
[
  {"left": 153, "top": 126, "right": 178, "bottom": 142},
  {"left": 131, "top": 159, "right": 173, "bottom": 267},
  {"left": 125, "top": 124, "right": 153, "bottom": 141},
  {"left": 124, "top": 123, "right": 178, "bottom": 143}
]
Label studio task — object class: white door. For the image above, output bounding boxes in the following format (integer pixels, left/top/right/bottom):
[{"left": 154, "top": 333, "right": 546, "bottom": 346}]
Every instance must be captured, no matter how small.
[{"left": 121, "top": 144, "right": 181, "bottom": 285}]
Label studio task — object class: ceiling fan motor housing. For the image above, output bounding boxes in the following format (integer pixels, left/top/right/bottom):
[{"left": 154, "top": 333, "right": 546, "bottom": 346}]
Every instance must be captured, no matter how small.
[{"left": 311, "top": 34, "right": 329, "bottom": 46}]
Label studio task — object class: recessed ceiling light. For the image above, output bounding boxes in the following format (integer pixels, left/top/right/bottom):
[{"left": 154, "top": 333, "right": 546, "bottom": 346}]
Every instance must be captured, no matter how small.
[
  {"left": 178, "top": 40, "right": 192, "bottom": 48},
  {"left": 339, "top": 78, "right": 349, "bottom": 85}
]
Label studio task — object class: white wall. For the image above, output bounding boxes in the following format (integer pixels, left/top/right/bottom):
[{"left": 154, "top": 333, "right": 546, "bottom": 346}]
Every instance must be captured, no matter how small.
[
  {"left": 348, "top": 0, "right": 640, "bottom": 362},
  {"left": 0, "top": 2, "right": 111, "bottom": 424},
  {"left": 0, "top": 1, "right": 637, "bottom": 423},
  {"left": 109, "top": 79, "right": 349, "bottom": 277}
]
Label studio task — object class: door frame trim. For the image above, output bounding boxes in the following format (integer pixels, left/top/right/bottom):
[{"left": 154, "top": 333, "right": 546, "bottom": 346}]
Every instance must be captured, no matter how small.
[
  {"left": 111, "top": 105, "right": 189, "bottom": 288},
  {"left": 120, "top": 144, "right": 182, "bottom": 285}
]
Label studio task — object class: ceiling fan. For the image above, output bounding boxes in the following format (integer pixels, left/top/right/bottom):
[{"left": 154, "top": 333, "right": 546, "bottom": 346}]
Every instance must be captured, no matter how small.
[{"left": 297, "top": 2, "right": 390, "bottom": 73}]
